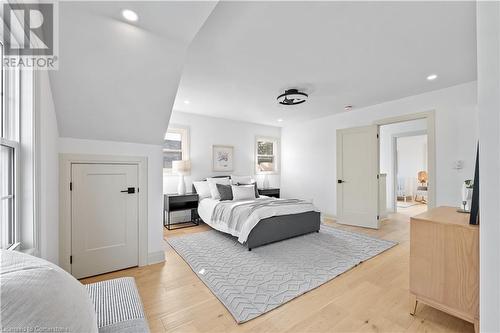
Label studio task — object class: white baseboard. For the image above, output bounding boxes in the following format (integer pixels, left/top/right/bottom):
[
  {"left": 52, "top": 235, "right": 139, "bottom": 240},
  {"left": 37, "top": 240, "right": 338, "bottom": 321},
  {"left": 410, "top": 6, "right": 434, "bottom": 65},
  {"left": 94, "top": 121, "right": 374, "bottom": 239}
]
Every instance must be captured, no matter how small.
[
  {"left": 321, "top": 213, "right": 337, "bottom": 222},
  {"left": 147, "top": 251, "right": 165, "bottom": 265}
]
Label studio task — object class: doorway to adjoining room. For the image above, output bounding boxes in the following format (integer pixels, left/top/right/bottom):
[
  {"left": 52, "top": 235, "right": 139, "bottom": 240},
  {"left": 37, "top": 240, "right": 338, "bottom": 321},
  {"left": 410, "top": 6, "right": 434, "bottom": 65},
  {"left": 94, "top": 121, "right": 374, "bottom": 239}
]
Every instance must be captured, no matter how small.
[{"left": 379, "top": 119, "right": 429, "bottom": 217}]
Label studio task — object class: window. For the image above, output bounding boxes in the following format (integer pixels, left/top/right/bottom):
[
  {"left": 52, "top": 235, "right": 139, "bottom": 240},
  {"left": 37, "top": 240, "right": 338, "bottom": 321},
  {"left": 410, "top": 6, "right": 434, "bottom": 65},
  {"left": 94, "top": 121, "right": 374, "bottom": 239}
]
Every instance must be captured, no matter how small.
[
  {"left": 255, "top": 137, "right": 279, "bottom": 174},
  {"left": 1, "top": 145, "right": 15, "bottom": 249},
  {"left": 0, "top": 42, "right": 21, "bottom": 249},
  {"left": 163, "top": 126, "right": 189, "bottom": 173}
]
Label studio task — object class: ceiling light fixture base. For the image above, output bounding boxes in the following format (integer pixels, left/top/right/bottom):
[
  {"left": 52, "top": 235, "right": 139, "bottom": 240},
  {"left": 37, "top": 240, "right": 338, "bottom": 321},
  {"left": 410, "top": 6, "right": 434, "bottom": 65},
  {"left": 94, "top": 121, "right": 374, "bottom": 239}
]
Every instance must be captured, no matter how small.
[{"left": 277, "top": 89, "right": 308, "bottom": 105}]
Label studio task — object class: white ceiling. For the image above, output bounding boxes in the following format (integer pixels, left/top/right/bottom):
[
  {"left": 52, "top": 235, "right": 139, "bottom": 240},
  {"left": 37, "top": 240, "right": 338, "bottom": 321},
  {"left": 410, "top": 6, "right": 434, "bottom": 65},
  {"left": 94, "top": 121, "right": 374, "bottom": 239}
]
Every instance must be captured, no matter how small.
[
  {"left": 174, "top": 1, "right": 477, "bottom": 127},
  {"left": 50, "top": 1, "right": 217, "bottom": 144}
]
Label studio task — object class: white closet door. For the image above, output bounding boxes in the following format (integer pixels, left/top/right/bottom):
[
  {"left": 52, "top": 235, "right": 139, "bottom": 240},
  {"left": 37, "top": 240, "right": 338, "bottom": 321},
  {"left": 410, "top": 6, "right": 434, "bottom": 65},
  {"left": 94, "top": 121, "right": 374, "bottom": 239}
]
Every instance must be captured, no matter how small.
[{"left": 71, "top": 163, "right": 138, "bottom": 279}]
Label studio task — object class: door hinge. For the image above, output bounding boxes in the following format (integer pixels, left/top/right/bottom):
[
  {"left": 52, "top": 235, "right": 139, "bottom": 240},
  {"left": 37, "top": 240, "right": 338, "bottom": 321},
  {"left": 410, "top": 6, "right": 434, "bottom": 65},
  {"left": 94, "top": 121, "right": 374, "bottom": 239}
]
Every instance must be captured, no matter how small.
[
  {"left": 377, "top": 215, "right": 380, "bottom": 220},
  {"left": 137, "top": 187, "right": 139, "bottom": 193},
  {"left": 377, "top": 134, "right": 379, "bottom": 139},
  {"left": 70, "top": 255, "right": 73, "bottom": 264},
  {"left": 377, "top": 174, "right": 379, "bottom": 179},
  {"left": 70, "top": 182, "right": 73, "bottom": 191}
]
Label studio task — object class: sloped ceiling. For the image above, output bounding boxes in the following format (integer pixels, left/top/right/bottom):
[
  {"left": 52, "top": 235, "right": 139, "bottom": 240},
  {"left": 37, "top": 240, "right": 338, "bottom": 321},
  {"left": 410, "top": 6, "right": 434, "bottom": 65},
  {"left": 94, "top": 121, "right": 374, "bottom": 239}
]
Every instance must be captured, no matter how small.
[
  {"left": 50, "top": 1, "right": 217, "bottom": 145},
  {"left": 173, "top": 1, "right": 477, "bottom": 126}
]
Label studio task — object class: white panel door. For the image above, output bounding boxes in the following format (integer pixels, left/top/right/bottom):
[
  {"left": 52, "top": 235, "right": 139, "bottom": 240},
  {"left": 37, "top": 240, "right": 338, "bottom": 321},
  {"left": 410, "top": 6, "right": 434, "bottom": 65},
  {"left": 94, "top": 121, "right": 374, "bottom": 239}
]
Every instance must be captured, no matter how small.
[
  {"left": 71, "top": 163, "right": 138, "bottom": 279},
  {"left": 337, "top": 125, "right": 380, "bottom": 229}
]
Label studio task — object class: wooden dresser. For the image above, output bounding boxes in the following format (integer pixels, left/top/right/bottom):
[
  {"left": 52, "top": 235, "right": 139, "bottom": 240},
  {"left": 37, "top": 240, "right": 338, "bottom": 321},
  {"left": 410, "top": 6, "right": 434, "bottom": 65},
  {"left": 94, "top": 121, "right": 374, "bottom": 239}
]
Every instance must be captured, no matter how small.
[{"left": 409, "top": 206, "right": 479, "bottom": 332}]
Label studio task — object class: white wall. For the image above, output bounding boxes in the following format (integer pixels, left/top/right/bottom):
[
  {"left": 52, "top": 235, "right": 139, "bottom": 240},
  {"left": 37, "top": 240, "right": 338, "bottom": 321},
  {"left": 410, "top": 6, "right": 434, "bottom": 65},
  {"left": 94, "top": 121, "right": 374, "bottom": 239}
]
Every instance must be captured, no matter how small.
[
  {"left": 164, "top": 111, "right": 281, "bottom": 193},
  {"left": 281, "top": 82, "right": 478, "bottom": 217},
  {"left": 58, "top": 138, "right": 165, "bottom": 261},
  {"left": 477, "top": 1, "right": 500, "bottom": 331},
  {"left": 38, "top": 71, "right": 60, "bottom": 264},
  {"left": 379, "top": 119, "right": 427, "bottom": 210},
  {"left": 397, "top": 135, "right": 427, "bottom": 179}
]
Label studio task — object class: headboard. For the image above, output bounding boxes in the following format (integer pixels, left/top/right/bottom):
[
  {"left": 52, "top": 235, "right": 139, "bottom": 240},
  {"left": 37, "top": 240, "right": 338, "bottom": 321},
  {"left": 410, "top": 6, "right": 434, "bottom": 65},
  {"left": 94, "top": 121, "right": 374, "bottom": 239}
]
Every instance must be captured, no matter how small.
[{"left": 192, "top": 175, "right": 231, "bottom": 193}]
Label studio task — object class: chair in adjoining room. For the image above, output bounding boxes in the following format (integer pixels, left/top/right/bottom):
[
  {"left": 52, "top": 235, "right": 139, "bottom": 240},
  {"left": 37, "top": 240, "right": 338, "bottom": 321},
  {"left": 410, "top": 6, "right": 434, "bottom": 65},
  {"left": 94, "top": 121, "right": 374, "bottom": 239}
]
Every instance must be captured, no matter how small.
[{"left": 414, "top": 171, "right": 428, "bottom": 203}]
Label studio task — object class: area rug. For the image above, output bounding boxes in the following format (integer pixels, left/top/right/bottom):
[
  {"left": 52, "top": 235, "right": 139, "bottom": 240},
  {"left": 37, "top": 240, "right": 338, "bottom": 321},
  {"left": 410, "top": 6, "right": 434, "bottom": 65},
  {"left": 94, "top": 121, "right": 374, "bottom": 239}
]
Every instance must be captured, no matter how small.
[
  {"left": 167, "top": 225, "right": 397, "bottom": 323},
  {"left": 397, "top": 201, "right": 422, "bottom": 208}
]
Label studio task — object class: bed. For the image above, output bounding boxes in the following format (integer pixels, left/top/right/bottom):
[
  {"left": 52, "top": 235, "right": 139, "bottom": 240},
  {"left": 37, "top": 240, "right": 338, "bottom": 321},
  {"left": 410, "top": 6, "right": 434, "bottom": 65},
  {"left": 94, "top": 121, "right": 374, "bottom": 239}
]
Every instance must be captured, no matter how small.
[{"left": 193, "top": 177, "right": 321, "bottom": 250}]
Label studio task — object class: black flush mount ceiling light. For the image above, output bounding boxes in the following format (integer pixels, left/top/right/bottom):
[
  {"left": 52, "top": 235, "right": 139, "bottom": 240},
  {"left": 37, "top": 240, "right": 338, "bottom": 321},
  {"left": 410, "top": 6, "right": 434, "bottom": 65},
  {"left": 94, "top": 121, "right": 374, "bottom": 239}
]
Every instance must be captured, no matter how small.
[{"left": 277, "top": 89, "right": 308, "bottom": 105}]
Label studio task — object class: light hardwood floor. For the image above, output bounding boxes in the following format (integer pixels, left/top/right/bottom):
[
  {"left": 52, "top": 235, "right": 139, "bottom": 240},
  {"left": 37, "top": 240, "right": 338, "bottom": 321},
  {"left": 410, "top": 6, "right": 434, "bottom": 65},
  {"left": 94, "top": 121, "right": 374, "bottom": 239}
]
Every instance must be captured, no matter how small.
[{"left": 81, "top": 207, "right": 474, "bottom": 333}]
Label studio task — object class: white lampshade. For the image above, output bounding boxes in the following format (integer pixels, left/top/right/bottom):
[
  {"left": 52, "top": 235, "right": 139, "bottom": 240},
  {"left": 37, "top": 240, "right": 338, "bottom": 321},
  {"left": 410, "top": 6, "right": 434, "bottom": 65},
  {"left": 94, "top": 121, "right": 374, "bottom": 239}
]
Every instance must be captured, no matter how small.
[{"left": 172, "top": 160, "right": 191, "bottom": 175}]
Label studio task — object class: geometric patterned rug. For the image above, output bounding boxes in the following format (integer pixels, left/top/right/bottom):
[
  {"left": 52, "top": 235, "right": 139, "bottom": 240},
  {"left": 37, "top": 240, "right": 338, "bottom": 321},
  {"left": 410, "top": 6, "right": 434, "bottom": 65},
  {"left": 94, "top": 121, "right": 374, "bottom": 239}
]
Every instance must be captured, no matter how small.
[{"left": 167, "top": 224, "right": 397, "bottom": 323}]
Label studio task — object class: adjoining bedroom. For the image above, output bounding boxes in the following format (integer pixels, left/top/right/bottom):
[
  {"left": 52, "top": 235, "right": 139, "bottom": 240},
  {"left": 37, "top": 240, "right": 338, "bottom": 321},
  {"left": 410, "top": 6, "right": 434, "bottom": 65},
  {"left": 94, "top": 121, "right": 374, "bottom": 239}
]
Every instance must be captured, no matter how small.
[
  {"left": 379, "top": 118, "right": 429, "bottom": 218},
  {"left": 1, "top": 1, "right": 499, "bottom": 333}
]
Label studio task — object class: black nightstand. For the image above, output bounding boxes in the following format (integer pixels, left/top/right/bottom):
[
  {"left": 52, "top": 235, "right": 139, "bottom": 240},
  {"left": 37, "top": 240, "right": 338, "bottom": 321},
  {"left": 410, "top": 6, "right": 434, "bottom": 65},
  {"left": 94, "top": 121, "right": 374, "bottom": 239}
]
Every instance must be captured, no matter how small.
[
  {"left": 258, "top": 188, "right": 280, "bottom": 198},
  {"left": 164, "top": 193, "right": 200, "bottom": 230}
]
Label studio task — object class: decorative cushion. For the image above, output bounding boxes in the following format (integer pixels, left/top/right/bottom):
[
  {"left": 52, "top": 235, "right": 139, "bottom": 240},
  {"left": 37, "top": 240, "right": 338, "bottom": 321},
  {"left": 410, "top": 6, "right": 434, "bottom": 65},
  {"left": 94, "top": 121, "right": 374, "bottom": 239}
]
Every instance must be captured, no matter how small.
[
  {"left": 0, "top": 250, "right": 98, "bottom": 333},
  {"left": 193, "top": 181, "right": 211, "bottom": 199},
  {"left": 216, "top": 184, "right": 233, "bottom": 201},
  {"left": 237, "top": 182, "right": 259, "bottom": 198},
  {"left": 207, "top": 177, "right": 231, "bottom": 200},
  {"left": 232, "top": 185, "right": 257, "bottom": 201}
]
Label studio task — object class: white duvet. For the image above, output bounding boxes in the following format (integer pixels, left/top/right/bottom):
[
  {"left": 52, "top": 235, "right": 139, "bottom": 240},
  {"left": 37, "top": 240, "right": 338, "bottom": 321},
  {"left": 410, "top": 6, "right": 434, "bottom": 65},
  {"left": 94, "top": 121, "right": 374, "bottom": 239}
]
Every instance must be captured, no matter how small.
[{"left": 198, "top": 197, "right": 317, "bottom": 243}]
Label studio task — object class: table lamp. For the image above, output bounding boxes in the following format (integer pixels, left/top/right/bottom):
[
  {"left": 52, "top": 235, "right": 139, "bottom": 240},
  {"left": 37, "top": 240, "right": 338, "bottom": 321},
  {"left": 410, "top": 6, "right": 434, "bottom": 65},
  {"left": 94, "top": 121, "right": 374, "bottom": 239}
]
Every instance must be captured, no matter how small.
[{"left": 172, "top": 160, "right": 191, "bottom": 195}]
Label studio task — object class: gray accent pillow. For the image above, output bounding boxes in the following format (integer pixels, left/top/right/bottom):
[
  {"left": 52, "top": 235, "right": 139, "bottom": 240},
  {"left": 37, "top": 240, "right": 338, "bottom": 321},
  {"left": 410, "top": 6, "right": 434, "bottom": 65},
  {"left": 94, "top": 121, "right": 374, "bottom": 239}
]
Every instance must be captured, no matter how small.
[{"left": 216, "top": 183, "right": 233, "bottom": 201}]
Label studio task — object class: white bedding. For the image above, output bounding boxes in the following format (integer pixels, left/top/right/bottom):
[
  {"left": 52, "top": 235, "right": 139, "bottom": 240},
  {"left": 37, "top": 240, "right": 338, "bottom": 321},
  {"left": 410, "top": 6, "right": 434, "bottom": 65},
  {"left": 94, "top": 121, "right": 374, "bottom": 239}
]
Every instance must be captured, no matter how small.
[{"left": 198, "top": 197, "right": 317, "bottom": 243}]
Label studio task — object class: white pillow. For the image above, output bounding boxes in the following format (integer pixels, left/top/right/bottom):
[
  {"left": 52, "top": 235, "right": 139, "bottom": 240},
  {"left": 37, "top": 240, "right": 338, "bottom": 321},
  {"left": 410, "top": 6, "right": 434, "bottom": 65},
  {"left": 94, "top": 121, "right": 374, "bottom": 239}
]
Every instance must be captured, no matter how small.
[
  {"left": 231, "top": 175, "right": 255, "bottom": 185},
  {"left": 193, "top": 181, "right": 211, "bottom": 199},
  {"left": 207, "top": 177, "right": 231, "bottom": 200},
  {"left": 232, "top": 185, "right": 257, "bottom": 201}
]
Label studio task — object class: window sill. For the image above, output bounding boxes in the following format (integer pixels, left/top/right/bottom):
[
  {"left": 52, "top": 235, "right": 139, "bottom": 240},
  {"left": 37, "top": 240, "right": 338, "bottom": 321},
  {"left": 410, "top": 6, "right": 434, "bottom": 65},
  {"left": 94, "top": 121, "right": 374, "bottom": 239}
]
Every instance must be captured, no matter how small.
[
  {"left": 163, "top": 171, "right": 191, "bottom": 177},
  {"left": 6, "top": 242, "right": 21, "bottom": 251},
  {"left": 7, "top": 244, "right": 37, "bottom": 255}
]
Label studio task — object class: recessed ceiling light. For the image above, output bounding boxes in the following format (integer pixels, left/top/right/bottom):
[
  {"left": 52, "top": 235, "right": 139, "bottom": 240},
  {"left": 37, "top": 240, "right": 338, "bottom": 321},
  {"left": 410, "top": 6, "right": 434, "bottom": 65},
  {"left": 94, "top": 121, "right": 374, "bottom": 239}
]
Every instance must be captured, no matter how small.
[
  {"left": 344, "top": 105, "right": 353, "bottom": 111},
  {"left": 122, "top": 9, "right": 138, "bottom": 22},
  {"left": 277, "top": 118, "right": 283, "bottom": 122},
  {"left": 426, "top": 74, "right": 438, "bottom": 81},
  {"left": 184, "top": 100, "right": 190, "bottom": 105}
]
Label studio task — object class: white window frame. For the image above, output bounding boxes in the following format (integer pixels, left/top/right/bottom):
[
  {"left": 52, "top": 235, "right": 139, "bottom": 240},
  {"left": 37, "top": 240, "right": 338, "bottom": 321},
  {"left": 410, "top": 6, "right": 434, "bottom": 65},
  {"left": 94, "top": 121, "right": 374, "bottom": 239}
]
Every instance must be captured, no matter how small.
[
  {"left": 163, "top": 125, "right": 190, "bottom": 175},
  {"left": 255, "top": 136, "right": 280, "bottom": 175},
  {"left": 1, "top": 37, "right": 36, "bottom": 252},
  {"left": 0, "top": 42, "right": 22, "bottom": 250},
  {"left": 1, "top": 140, "right": 20, "bottom": 250}
]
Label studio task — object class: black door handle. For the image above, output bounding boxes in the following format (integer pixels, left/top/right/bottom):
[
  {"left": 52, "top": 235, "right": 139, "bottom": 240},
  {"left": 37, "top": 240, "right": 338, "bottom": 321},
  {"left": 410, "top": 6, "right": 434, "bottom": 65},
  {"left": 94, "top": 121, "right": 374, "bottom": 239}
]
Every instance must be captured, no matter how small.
[{"left": 121, "top": 187, "right": 135, "bottom": 194}]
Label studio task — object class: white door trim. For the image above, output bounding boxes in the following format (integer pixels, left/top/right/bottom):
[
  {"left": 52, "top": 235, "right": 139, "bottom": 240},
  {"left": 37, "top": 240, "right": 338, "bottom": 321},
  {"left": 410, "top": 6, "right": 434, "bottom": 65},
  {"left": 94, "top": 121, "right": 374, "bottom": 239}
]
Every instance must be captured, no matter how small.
[
  {"left": 59, "top": 154, "right": 148, "bottom": 274},
  {"left": 374, "top": 110, "right": 436, "bottom": 209}
]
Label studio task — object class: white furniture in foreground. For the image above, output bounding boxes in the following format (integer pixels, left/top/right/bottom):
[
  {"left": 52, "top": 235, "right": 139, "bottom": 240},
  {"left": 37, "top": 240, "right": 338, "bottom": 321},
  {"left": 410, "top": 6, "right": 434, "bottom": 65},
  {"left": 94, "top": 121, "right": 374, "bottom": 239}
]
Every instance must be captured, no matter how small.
[{"left": 1, "top": 250, "right": 149, "bottom": 333}]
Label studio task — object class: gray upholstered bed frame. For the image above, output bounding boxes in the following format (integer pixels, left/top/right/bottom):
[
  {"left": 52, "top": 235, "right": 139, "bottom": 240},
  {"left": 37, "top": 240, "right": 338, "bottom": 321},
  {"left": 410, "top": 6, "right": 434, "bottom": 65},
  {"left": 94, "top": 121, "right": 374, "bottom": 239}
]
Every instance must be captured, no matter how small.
[{"left": 192, "top": 176, "right": 321, "bottom": 250}]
